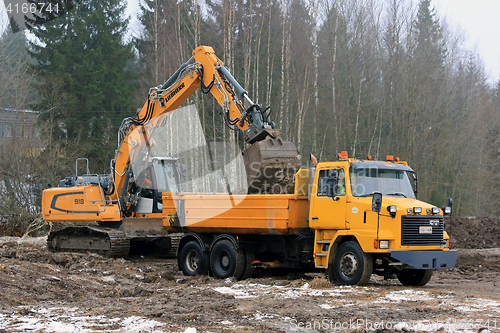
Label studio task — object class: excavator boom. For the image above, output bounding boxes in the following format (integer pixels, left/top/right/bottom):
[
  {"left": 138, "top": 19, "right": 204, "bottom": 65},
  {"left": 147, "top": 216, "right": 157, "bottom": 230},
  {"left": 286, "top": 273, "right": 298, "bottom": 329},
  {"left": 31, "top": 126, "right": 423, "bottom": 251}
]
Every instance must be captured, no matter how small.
[{"left": 115, "top": 46, "right": 301, "bottom": 203}]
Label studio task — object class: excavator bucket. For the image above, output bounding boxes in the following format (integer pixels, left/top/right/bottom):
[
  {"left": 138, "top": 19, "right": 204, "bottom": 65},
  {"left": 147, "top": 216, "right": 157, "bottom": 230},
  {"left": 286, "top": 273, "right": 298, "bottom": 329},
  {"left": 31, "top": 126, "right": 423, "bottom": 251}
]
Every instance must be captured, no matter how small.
[{"left": 243, "top": 131, "right": 301, "bottom": 194}]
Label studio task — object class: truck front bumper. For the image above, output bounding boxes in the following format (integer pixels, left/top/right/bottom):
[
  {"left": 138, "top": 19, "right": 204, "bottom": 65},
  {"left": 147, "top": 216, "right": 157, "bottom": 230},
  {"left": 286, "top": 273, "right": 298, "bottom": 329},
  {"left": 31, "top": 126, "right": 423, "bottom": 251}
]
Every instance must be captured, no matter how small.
[{"left": 389, "top": 250, "right": 458, "bottom": 269}]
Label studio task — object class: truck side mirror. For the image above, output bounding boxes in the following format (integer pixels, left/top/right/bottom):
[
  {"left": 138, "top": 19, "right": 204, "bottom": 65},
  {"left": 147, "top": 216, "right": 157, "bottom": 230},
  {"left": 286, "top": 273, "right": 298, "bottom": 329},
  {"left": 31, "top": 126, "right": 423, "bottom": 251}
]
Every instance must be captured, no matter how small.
[
  {"left": 372, "top": 192, "right": 382, "bottom": 213},
  {"left": 443, "top": 197, "right": 453, "bottom": 215},
  {"left": 447, "top": 197, "right": 453, "bottom": 208},
  {"left": 327, "top": 170, "right": 337, "bottom": 198}
]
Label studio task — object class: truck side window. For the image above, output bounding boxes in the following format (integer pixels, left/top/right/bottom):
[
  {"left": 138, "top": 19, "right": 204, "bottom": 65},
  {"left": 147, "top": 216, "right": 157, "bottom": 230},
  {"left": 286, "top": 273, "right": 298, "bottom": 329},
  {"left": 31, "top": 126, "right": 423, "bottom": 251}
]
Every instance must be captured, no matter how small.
[{"left": 317, "top": 169, "right": 345, "bottom": 197}]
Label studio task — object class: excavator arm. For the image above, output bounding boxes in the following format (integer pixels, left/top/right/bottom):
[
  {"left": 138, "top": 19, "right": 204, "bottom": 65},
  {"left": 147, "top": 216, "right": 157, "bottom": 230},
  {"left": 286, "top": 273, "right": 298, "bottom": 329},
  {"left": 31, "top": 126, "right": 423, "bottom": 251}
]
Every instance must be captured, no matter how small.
[
  {"left": 112, "top": 46, "right": 301, "bottom": 216},
  {"left": 135, "top": 46, "right": 271, "bottom": 142}
]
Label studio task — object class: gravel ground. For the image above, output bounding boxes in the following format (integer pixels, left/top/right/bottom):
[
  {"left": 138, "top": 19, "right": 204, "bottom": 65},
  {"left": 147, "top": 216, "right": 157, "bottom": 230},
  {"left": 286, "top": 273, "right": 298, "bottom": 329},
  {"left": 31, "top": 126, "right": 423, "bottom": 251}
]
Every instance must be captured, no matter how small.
[{"left": 0, "top": 236, "right": 499, "bottom": 333}]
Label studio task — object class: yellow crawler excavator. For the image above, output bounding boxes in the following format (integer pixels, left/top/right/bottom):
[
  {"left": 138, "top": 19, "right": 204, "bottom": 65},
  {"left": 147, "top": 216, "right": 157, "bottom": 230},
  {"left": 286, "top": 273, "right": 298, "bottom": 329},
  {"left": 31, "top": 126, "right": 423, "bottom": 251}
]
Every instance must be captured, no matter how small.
[{"left": 42, "top": 46, "right": 301, "bottom": 256}]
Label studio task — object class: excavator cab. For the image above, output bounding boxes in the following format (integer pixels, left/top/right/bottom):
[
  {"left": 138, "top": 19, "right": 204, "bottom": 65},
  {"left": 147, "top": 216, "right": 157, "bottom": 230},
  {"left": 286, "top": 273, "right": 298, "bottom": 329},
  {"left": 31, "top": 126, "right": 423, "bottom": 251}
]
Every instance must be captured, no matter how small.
[{"left": 126, "top": 156, "right": 182, "bottom": 215}]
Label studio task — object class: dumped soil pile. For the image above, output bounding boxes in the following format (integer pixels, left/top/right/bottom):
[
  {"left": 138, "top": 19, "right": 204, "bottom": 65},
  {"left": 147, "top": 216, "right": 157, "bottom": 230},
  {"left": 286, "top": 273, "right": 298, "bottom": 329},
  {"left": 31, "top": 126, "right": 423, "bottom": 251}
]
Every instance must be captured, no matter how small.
[{"left": 447, "top": 216, "right": 500, "bottom": 249}]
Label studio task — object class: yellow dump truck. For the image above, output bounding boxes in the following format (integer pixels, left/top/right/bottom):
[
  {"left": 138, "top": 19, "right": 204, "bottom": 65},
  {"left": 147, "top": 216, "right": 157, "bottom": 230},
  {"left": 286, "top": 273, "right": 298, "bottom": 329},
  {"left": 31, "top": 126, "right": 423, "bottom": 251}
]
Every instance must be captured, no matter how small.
[
  {"left": 156, "top": 152, "right": 456, "bottom": 286},
  {"left": 44, "top": 151, "right": 456, "bottom": 285}
]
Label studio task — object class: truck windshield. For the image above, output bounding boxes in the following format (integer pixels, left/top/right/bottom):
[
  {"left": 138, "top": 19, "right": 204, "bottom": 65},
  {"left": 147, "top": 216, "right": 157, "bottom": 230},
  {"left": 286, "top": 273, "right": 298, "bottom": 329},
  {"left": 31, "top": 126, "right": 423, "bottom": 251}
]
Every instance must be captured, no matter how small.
[{"left": 349, "top": 167, "right": 415, "bottom": 198}]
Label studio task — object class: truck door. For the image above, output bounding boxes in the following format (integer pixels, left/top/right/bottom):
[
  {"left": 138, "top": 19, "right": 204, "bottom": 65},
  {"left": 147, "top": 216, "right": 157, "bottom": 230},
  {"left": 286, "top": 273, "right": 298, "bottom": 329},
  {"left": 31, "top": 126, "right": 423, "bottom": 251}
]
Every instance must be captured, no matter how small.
[{"left": 309, "top": 168, "right": 347, "bottom": 230}]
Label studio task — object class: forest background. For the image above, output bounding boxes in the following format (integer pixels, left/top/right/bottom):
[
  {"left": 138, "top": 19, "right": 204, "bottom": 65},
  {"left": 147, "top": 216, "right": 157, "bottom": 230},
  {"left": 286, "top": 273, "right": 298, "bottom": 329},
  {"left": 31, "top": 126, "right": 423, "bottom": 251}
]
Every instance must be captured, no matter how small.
[{"left": 1, "top": 0, "right": 499, "bottom": 227}]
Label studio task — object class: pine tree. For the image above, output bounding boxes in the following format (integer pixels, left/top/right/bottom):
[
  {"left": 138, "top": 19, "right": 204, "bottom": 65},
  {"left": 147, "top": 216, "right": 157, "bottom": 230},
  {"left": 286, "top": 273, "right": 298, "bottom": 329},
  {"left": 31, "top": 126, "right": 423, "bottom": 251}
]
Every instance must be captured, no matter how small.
[
  {"left": 408, "top": 0, "right": 447, "bottom": 202},
  {"left": 411, "top": 0, "right": 447, "bottom": 118},
  {"left": 136, "top": 0, "right": 179, "bottom": 89},
  {"left": 28, "top": 0, "right": 136, "bottom": 171}
]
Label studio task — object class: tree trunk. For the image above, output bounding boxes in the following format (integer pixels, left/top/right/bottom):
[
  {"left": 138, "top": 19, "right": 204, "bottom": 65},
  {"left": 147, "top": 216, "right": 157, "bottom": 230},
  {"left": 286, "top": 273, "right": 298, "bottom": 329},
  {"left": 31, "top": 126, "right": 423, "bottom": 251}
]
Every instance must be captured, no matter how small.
[
  {"left": 265, "top": 3, "right": 273, "bottom": 106},
  {"left": 311, "top": 0, "right": 319, "bottom": 153},
  {"left": 352, "top": 64, "right": 365, "bottom": 157}
]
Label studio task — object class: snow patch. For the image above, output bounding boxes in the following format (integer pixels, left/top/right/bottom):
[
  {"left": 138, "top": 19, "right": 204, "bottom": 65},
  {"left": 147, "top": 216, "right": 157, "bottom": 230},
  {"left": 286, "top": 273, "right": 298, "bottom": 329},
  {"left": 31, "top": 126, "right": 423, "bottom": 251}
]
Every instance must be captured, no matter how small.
[
  {"left": 0, "top": 307, "right": 169, "bottom": 333},
  {"left": 212, "top": 286, "right": 255, "bottom": 298},
  {"left": 253, "top": 312, "right": 275, "bottom": 320},
  {"left": 375, "top": 289, "right": 434, "bottom": 303},
  {"left": 210, "top": 281, "right": 369, "bottom": 300}
]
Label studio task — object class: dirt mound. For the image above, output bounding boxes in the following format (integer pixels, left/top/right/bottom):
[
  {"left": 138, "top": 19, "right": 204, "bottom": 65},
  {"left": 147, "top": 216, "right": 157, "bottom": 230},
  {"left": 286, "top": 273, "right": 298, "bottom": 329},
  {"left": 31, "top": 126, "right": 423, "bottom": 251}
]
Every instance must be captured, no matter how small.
[{"left": 446, "top": 216, "right": 500, "bottom": 249}]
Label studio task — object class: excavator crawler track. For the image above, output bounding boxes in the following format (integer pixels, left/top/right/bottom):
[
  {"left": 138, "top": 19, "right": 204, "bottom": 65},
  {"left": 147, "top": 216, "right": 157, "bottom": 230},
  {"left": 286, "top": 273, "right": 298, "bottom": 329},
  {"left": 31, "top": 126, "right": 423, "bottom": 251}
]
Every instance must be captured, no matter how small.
[
  {"left": 168, "top": 233, "right": 183, "bottom": 257},
  {"left": 47, "top": 226, "right": 130, "bottom": 257}
]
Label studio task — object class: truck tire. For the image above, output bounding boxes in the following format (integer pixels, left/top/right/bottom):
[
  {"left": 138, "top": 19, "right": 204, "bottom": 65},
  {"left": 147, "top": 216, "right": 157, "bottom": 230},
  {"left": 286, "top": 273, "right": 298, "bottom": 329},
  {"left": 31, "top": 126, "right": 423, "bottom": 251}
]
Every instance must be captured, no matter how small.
[
  {"left": 240, "top": 250, "right": 255, "bottom": 280},
  {"left": 210, "top": 240, "right": 245, "bottom": 279},
  {"left": 325, "top": 264, "right": 338, "bottom": 283},
  {"left": 179, "top": 241, "right": 209, "bottom": 276},
  {"left": 333, "top": 242, "right": 372, "bottom": 285},
  {"left": 396, "top": 269, "right": 433, "bottom": 286}
]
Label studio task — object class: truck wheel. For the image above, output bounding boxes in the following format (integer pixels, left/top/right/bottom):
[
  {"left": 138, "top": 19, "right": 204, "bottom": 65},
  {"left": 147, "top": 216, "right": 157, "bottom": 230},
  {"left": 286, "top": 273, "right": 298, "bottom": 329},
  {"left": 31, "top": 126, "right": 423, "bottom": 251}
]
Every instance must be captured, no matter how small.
[
  {"left": 179, "top": 241, "right": 209, "bottom": 276},
  {"left": 334, "top": 242, "right": 373, "bottom": 285},
  {"left": 396, "top": 269, "right": 433, "bottom": 286},
  {"left": 210, "top": 240, "right": 245, "bottom": 279},
  {"left": 240, "top": 250, "right": 255, "bottom": 280},
  {"left": 325, "top": 264, "right": 338, "bottom": 283}
]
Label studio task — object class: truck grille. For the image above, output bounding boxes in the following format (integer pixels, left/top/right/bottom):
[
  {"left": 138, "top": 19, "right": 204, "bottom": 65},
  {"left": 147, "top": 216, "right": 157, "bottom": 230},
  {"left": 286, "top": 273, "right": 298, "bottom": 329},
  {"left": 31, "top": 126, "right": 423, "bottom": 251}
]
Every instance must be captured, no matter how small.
[{"left": 401, "top": 215, "right": 443, "bottom": 246}]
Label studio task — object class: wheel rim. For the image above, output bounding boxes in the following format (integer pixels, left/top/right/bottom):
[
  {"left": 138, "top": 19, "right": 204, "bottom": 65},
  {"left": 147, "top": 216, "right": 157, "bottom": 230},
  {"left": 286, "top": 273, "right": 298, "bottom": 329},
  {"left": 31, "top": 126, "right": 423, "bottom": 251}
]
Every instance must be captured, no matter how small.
[
  {"left": 185, "top": 249, "right": 199, "bottom": 273},
  {"left": 340, "top": 252, "right": 358, "bottom": 277},
  {"left": 220, "top": 252, "right": 230, "bottom": 271}
]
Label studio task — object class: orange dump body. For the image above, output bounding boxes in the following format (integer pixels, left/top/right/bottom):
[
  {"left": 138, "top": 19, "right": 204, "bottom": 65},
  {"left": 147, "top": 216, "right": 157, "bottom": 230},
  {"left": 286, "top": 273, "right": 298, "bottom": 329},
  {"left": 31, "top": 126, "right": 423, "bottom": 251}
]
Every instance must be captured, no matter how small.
[{"left": 162, "top": 193, "right": 309, "bottom": 235}]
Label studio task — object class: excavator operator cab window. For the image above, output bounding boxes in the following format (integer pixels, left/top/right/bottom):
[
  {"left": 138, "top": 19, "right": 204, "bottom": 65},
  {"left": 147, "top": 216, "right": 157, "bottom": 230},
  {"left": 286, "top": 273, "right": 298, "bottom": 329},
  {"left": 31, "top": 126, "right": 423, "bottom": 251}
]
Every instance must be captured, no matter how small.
[
  {"left": 317, "top": 169, "right": 345, "bottom": 197},
  {"left": 151, "top": 160, "right": 179, "bottom": 194},
  {"left": 138, "top": 168, "right": 154, "bottom": 199},
  {"left": 135, "top": 159, "right": 180, "bottom": 199},
  {"left": 133, "top": 160, "right": 180, "bottom": 214}
]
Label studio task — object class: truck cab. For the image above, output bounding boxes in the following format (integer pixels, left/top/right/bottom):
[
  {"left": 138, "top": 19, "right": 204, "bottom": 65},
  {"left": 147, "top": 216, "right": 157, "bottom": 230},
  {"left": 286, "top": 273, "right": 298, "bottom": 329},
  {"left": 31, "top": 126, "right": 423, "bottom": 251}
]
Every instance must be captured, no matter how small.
[{"left": 309, "top": 152, "right": 457, "bottom": 285}]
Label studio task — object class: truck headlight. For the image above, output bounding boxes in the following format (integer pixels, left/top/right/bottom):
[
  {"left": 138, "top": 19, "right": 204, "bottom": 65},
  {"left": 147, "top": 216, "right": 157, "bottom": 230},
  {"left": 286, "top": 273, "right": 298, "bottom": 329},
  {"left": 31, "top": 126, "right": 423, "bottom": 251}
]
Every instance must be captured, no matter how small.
[
  {"left": 413, "top": 207, "right": 422, "bottom": 215},
  {"left": 379, "top": 240, "right": 390, "bottom": 249},
  {"left": 443, "top": 206, "right": 452, "bottom": 215},
  {"left": 432, "top": 207, "right": 440, "bottom": 215},
  {"left": 387, "top": 205, "right": 397, "bottom": 218}
]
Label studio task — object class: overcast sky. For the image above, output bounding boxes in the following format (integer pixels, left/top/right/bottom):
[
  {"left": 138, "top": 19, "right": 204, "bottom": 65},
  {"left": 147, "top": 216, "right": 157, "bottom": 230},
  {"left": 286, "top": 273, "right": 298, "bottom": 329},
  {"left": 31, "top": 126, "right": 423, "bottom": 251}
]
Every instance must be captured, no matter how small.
[
  {"left": 433, "top": 0, "right": 500, "bottom": 84},
  {"left": 1, "top": 0, "right": 499, "bottom": 84}
]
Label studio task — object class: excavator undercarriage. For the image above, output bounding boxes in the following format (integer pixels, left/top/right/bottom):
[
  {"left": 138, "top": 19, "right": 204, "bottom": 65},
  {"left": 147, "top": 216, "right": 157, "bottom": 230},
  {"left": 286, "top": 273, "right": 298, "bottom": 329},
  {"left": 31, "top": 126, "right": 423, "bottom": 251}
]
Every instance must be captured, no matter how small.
[
  {"left": 47, "top": 226, "right": 130, "bottom": 257},
  {"left": 47, "top": 224, "right": 183, "bottom": 258}
]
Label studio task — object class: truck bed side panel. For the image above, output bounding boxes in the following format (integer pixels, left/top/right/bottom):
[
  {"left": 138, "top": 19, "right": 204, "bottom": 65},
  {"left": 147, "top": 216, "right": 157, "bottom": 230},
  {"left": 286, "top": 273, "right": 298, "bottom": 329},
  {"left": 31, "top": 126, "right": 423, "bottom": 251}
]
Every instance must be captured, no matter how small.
[{"left": 162, "top": 194, "right": 309, "bottom": 235}]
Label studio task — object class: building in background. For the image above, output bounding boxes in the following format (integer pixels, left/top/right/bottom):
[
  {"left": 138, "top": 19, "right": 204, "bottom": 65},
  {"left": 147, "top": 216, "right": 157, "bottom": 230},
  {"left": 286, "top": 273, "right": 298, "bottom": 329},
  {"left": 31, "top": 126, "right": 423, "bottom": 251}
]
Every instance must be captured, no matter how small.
[{"left": 0, "top": 108, "right": 41, "bottom": 148}]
